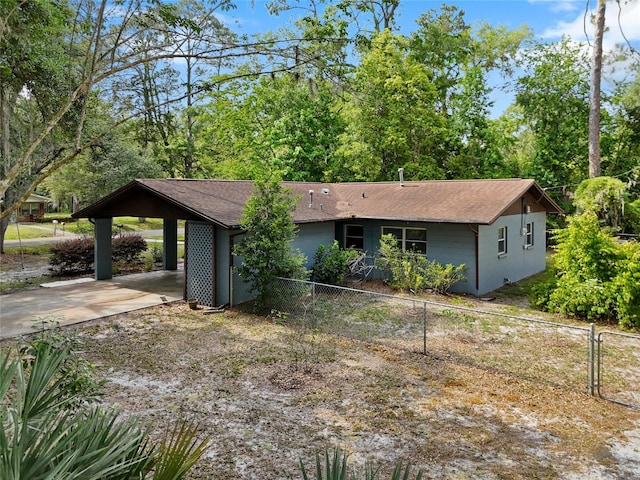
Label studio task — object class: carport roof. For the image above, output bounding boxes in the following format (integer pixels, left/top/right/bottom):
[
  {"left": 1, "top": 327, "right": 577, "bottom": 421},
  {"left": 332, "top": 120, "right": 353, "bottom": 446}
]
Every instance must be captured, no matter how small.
[{"left": 72, "top": 178, "right": 563, "bottom": 228}]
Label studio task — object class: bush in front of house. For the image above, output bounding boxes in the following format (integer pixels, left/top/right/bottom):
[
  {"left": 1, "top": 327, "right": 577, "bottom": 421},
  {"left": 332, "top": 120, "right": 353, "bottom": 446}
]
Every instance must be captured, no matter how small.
[
  {"left": 312, "top": 241, "right": 356, "bottom": 285},
  {"left": 532, "top": 212, "right": 640, "bottom": 329},
  {"left": 49, "top": 237, "right": 95, "bottom": 275},
  {"left": 376, "top": 234, "right": 466, "bottom": 294}
]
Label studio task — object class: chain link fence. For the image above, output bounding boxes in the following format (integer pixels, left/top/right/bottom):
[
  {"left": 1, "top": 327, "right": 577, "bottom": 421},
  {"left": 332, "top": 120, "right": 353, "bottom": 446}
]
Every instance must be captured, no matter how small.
[{"left": 266, "top": 278, "right": 596, "bottom": 395}]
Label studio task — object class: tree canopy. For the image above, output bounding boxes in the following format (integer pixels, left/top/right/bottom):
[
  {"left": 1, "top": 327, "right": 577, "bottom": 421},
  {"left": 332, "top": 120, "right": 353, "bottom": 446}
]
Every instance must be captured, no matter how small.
[{"left": 2, "top": 0, "right": 640, "bottom": 251}]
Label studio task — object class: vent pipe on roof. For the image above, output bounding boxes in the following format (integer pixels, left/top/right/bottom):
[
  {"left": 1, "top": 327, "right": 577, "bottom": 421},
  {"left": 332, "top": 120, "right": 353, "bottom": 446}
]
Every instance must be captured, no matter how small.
[
  {"left": 309, "top": 189, "right": 314, "bottom": 208},
  {"left": 398, "top": 167, "right": 404, "bottom": 186}
]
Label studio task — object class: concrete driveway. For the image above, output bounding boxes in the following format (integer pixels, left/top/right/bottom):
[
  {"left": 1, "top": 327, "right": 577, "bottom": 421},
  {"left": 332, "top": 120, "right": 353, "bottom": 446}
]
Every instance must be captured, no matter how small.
[{"left": 0, "top": 268, "right": 184, "bottom": 339}]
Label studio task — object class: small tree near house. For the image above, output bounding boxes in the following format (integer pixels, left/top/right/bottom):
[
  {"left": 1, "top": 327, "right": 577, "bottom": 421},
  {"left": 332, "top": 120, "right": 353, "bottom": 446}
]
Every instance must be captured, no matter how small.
[{"left": 233, "top": 177, "right": 308, "bottom": 308}]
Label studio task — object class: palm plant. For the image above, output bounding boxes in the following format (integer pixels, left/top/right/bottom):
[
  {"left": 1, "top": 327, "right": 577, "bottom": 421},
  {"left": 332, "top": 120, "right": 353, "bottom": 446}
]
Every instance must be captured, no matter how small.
[
  {"left": 0, "top": 337, "right": 208, "bottom": 480},
  {"left": 300, "top": 448, "right": 423, "bottom": 480}
]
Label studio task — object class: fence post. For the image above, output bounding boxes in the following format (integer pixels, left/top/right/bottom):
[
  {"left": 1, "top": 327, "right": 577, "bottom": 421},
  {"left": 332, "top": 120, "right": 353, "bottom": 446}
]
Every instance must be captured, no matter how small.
[
  {"left": 229, "top": 266, "right": 234, "bottom": 309},
  {"left": 423, "top": 301, "right": 427, "bottom": 355},
  {"left": 311, "top": 282, "right": 316, "bottom": 319},
  {"left": 588, "top": 323, "right": 595, "bottom": 396}
]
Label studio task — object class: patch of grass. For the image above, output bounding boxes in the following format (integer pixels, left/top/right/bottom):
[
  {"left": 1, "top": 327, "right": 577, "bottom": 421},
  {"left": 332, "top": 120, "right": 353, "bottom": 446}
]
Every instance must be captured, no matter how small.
[
  {"left": 3, "top": 224, "right": 58, "bottom": 240},
  {"left": 3, "top": 245, "right": 51, "bottom": 255},
  {"left": 0, "top": 275, "right": 52, "bottom": 293}
]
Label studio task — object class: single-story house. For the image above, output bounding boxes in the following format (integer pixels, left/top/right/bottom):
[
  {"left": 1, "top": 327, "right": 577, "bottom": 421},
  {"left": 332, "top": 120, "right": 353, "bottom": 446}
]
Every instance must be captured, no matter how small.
[
  {"left": 0, "top": 193, "right": 51, "bottom": 222},
  {"left": 72, "top": 178, "right": 563, "bottom": 306}
]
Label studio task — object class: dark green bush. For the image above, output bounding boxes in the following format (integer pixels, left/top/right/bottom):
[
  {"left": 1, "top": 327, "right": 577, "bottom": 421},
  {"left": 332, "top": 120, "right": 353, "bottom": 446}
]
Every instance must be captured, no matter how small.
[
  {"left": 113, "top": 235, "right": 147, "bottom": 265},
  {"left": 49, "top": 237, "right": 94, "bottom": 275},
  {"left": 312, "top": 241, "right": 352, "bottom": 285}
]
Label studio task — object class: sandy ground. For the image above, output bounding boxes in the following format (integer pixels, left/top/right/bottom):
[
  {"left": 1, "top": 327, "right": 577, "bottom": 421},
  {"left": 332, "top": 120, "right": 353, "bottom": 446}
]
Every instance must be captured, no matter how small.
[{"left": 49, "top": 303, "right": 640, "bottom": 480}]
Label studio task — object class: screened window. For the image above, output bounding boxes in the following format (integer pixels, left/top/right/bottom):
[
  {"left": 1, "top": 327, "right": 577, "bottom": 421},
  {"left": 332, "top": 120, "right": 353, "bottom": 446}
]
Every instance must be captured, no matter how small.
[
  {"left": 382, "top": 227, "right": 427, "bottom": 254},
  {"left": 498, "top": 226, "right": 507, "bottom": 255},
  {"left": 525, "top": 222, "right": 534, "bottom": 248},
  {"left": 345, "top": 224, "right": 364, "bottom": 250}
]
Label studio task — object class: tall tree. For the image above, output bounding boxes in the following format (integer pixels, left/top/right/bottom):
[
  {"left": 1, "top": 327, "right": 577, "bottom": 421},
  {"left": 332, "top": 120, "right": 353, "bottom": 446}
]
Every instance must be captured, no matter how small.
[
  {"left": 515, "top": 38, "right": 592, "bottom": 205},
  {"left": 588, "top": 0, "right": 606, "bottom": 178},
  {"left": 336, "top": 30, "right": 444, "bottom": 181},
  {"left": 0, "top": 0, "right": 341, "bottom": 251}
]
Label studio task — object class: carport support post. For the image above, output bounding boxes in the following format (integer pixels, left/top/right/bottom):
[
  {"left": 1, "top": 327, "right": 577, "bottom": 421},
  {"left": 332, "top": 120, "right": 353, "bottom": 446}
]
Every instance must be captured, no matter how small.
[
  {"left": 94, "top": 217, "right": 113, "bottom": 280},
  {"left": 163, "top": 219, "right": 178, "bottom": 270}
]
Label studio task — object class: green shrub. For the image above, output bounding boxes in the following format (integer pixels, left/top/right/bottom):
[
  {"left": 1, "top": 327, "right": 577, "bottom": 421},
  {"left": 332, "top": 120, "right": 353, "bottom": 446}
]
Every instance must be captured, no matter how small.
[
  {"left": 312, "top": 241, "right": 352, "bottom": 285},
  {"left": 376, "top": 234, "right": 465, "bottom": 294},
  {"left": 533, "top": 212, "right": 640, "bottom": 328},
  {"left": 300, "top": 447, "right": 422, "bottom": 480},
  {"left": 113, "top": 234, "right": 147, "bottom": 265}
]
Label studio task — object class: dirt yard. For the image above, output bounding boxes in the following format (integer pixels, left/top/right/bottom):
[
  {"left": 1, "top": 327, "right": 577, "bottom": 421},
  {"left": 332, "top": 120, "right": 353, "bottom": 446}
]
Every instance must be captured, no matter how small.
[{"left": 29, "top": 302, "right": 636, "bottom": 480}]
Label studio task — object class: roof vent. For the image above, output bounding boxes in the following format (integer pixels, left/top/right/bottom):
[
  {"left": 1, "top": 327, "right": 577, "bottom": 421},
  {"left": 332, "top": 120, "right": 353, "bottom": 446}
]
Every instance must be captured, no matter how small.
[
  {"left": 321, "top": 188, "right": 330, "bottom": 195},
  {"left": 309, "top": 189, "right": 314, "bottom": 208},
  {"left": 398, "top": 167, "right": 404, "bottom": 186}
]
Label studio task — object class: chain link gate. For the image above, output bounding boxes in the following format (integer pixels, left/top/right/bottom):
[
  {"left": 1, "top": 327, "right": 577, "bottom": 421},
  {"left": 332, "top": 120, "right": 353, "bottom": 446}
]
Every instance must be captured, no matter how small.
[{"left": 597, "top": 331, "right": 640, "bottom": 409}]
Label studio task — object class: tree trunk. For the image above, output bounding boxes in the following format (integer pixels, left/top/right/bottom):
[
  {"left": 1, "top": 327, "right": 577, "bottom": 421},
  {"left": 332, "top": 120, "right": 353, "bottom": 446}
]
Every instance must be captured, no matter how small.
[{"left": 588, "top": 0, "right": 606, "bottom": 178}]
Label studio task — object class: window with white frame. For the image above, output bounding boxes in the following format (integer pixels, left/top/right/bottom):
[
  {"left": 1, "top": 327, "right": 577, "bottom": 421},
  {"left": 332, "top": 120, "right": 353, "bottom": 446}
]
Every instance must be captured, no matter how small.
[
  {"left": 382, "top": 227, "right": 427, "bottom": 254},
  {"left": 525, "top": 222, "right": 534, "bottom": 248},
  {"left": 345, "top": 224, "right": 364, "bottom": 250},
  {"left": 498, "top": 226, "right": 507, "bottom": 255}
]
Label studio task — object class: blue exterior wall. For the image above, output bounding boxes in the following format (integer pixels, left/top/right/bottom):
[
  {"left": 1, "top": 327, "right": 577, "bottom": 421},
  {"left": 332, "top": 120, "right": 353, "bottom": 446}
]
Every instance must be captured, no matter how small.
[
  {"left": 294, "top": 222, "right": 337, "bottom": 267},
  {"left": 225, "top": 221, "right": 336, "bottom": 306},
  {"left": 337, "top": 220, "right": 478, "bottom": 294},
  {"left": 477, "top": 212, "right": 547, "bottom": 294}
]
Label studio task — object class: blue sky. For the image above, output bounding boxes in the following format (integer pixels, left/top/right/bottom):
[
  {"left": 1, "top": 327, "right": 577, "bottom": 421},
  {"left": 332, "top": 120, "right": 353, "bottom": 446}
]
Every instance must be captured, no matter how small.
[{"left": 225, "top": 0, "right": 640, "bottom": 49}]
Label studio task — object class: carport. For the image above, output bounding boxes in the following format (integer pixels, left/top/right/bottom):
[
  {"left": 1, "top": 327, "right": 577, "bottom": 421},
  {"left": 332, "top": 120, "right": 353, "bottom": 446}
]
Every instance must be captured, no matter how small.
[{"left": 72, "top": 179, "right": 231, "bottom": 307}]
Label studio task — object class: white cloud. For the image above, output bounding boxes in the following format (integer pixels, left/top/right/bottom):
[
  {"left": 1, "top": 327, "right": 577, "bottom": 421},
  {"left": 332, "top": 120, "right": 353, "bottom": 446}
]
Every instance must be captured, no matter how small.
[
  {"left": 541, "top": 0, "right": 640, "bottom": 50},
  {"left": 528, "top": 0, "right": 582, "bottom": 14}
]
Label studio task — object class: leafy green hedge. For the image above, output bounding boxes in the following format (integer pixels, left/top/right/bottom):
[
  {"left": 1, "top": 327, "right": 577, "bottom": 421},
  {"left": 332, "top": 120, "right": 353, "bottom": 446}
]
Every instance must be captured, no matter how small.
[{"left": 532, "top": 213, "right": 640, "bottom": 329}]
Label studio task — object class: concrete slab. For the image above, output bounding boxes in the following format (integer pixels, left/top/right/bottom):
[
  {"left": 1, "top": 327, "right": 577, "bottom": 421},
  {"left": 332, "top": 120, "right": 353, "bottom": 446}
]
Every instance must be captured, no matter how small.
[{"left": 0, "top": 267, "right": 184, "bottom": 339}]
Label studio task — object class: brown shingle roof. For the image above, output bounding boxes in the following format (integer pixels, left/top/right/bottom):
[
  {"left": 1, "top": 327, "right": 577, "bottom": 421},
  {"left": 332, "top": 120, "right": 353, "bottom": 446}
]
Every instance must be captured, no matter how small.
[{"left": 73, "top": 178, "right": 562, "bottom": 228}]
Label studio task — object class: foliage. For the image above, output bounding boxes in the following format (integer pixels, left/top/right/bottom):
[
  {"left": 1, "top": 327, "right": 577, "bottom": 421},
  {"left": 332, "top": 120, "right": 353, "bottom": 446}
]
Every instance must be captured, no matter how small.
[
  {"left": 574, "top": 176, "right": 638, "bottom": 232},
  {"left": 300, "top": 447, "right": 422, "bottom": 480},
  {"left": 0, "top": 333, "right": 209, "bottom": 479},
  {"left": 112, "top": 234, "right": 148, "bottom": 265},
  {"left": 376, "top": 234, "right": 465, "bottom": 294},
  {"left": 49, "top": 237, "right": 94, "bottom": 275},
  {"left": 533, "top": 212, "right": 640, "bottom": 328},
  {"left": 49, "top": 234, "right": 148, "bottom": 274},
  {"left": 234, "top": 177, "right": 308, "bottom": 308},
  {"left": 312, "top": 241, "right": 354, "bottom": 285},
  {"left": 514, "top": 38, "right": 591, "bottom": 204}
]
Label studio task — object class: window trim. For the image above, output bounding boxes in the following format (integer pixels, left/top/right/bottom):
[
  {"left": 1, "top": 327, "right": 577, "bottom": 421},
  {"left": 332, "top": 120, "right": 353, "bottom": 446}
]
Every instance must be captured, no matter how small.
[
  {"left": 381, "top": 226, "right": 427, "bottom": 254},
  {"left": 498, "top": 226, "right": 508, "bottom": 256},
  {"left": 525, "top": 222, "right": 534, "bottom": 249}
]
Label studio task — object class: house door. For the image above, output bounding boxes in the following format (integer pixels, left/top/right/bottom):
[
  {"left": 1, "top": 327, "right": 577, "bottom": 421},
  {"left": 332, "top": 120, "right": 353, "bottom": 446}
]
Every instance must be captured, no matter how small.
[{"left": 185, "top": 222, "right": 215, "bottom": 307}]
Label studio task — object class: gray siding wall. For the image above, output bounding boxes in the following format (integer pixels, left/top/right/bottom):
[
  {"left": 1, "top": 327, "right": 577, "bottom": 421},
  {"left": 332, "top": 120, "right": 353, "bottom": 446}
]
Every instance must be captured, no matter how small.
[
  {"left": 228, "top": 222, "right": 336, "bottom": 306},
  {"left": 339, "top": 220, "right": 477, "bottom": 294},
  {"left": 477, "top": 212, "right": 547, "bottom": 294},
  {"left": 293, "top": 222, "right": 336, "bottom": 267}
]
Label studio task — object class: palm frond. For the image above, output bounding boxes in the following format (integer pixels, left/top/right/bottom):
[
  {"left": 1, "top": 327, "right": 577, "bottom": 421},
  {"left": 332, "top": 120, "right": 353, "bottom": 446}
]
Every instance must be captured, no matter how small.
[{"left": 152, "top": 420, "right": 210, "bottom": 480}]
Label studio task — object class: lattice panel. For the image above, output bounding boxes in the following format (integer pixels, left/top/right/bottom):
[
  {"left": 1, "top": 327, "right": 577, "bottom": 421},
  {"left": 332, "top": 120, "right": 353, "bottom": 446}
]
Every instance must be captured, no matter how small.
[{"left": 186, "top": 222, "right": 215, "bottom": 307}]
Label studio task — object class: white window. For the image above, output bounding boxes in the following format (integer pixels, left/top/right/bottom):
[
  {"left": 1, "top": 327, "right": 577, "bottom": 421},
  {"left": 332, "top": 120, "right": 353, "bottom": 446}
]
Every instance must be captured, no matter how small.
[
  {"left": 382, "top": 227, "right": 427, "bottom": 254},
  {"left": 498, "top": 226, "right": 507, "bottom": 255},
  {"left": 525, "top": 222, "right": 534, "bottom": 248},
  {"left": 345, "top": 224, "right": 364, "bottom": 250}
]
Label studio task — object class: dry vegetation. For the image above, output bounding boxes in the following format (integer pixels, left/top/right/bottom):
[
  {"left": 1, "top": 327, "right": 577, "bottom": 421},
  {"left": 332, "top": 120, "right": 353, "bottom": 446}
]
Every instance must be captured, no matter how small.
[{"left": 37, "top": 302, "right": 640, "bottom": 479}]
